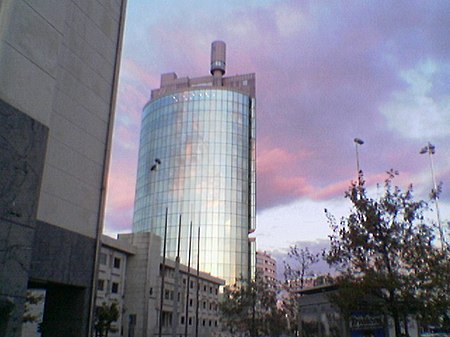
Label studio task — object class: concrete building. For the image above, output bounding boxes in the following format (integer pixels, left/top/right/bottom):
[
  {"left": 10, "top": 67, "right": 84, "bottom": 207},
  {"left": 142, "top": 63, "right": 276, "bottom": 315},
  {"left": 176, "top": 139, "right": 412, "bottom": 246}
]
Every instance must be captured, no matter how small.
[
  {"left": 256, "top": 251, "right": 277, "bottom": 284},
  {"left": 96, "top": 236, "right": 137, "bottom": 337},
  {"left": 132, "top": 41, "right": 256, "bottom": 285},
  {"left": 96, "top": 232, "right": 224, "bottom": 337},
  {"left": 0, "top": 1, "right": 127, "bottom": 335}
]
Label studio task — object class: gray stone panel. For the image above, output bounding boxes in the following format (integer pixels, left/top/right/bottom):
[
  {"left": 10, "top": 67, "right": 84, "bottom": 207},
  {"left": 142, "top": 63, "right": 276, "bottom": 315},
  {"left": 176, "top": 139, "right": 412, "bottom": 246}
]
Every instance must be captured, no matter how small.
[
  {"left": 0, "top": 100, "right": 49, "bottom": 224},
  {"left": 28, "top": 222, "right": 96, "bottom": 336},
  {"left": 30, "top": 221, "right": 96, "bottom": 287},
  {"left": 0, "top": 98, "right": 48, "bottom": 337}
]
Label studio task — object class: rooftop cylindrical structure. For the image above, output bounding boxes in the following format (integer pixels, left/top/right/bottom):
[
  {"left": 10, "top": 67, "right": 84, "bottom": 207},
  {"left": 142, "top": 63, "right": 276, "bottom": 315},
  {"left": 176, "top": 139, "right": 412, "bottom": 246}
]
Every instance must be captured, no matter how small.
[{"left": 210, "top": 41, "right": 226, "bottom": 76}]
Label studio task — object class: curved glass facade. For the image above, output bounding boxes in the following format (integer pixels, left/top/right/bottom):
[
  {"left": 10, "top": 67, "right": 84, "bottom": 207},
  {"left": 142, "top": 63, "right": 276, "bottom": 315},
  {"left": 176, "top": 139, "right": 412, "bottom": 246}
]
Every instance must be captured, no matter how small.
[{"left": 132, "top": 88, "right": 255, "bottom": 284}]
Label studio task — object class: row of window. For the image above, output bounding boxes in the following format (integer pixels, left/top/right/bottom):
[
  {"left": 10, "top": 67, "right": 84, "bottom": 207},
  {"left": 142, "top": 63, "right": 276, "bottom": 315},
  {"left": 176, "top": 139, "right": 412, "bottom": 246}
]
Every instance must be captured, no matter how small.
[
  {"left": 99, "top": 253, "right": 121, "bottom": 269},
  {"left": 163, "top": 290, "right": 219, "bottom": 311},
  {"left": 145, "top": 88, "right": 250, "bottom": 112},
  {"left": 162, "top": 311, "right": 219, "bottom": 328},
  {"left": 97, "top": 279, "right": 119, "bottom": 294},
  {"left": 144, "top": 110, "right": 250, "bottom": 133},
  {"left": 162, "top": 271, "right": 219, "bottom": 295},
  {"left": 184, "top": 279, "right": 218, "bottom": 295}
]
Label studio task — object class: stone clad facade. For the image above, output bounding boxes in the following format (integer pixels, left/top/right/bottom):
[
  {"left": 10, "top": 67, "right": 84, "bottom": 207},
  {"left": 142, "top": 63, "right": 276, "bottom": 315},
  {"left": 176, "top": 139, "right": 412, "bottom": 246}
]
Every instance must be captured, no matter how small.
[{"left": 0, "top": 1, "right": 127, "bottom": 335}]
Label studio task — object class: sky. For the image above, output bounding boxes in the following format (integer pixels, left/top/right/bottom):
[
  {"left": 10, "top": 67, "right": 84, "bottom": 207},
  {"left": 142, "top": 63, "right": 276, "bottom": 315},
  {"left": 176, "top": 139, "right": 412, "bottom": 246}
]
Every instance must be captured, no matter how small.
[{"left": 104, "top": 0, "right": 450, "bottom": 258}]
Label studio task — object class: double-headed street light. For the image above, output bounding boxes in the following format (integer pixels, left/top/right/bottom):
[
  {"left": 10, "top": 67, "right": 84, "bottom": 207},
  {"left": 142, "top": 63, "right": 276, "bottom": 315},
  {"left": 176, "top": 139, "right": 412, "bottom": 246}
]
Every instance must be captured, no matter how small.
[
  {"left": 150, "top": 158, "right": 161, "bottom": 171},
  {"left": 150, "top": 158, "right": 162, "bottom": 231},
  {"left": 420, "top": 143, "right": 446, "bottom": 248}
]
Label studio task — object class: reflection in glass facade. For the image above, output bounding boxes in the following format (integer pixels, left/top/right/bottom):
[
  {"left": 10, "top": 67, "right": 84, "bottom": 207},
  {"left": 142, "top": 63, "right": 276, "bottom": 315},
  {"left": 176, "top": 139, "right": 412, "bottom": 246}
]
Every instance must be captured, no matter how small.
[{"left": 132, "top": 85, "right": 255, "bottom": 284}]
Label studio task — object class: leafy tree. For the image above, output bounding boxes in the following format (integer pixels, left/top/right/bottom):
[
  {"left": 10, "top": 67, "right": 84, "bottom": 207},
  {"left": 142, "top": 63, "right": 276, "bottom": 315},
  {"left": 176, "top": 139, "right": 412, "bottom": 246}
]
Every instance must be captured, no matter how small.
[
  {"left": 219, "top": 275, "right": 287, "bottom": 337},
  {"left": 282, "top": 246, "right": 320, "bottom": 335},
  {"left": 94, "top": 301, "right": 119, "bottom": 337},
  {"left": 417, "top": 246, "right": 450, "bottom": 331},
  {"left": 324, "top": 170, "right": 449, "bottom": 336},
  {"left": 22, "top": 290, "right": 44, "bottom": 323}
]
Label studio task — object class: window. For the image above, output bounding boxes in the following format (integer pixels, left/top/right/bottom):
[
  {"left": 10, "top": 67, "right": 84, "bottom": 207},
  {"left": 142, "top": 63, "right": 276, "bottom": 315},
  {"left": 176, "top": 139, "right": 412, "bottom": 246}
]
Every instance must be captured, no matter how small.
[
  {"left": 189, "top": 299, "right": 193, "bottom": 307},
  {"left": 209, "top": 286, "right": 212, "bottom": 294},
  {"left": 202, "top": 320, "right": 206, "bottom": 326},
  {"left": 165, "top": 290, "right": 173, "bottom": 300},
  {"left": 97, "top": 279, "right": 105, "bottom": 291},
  {"left": 111, "top": 282, "right": 119, "bottom": 294},
  {"left": 113, "top": 257, "right": 121, "bottom": 269},
  {"left": 162, "top": 311, "right": 172, "bottom": 327},
  {"left": 181, "top": 316, "right": 185, "bottom": 325},
  {"left": 99, "top": 253, "right": 107, "bottom": 265},
  {"left": 188, "top": 317, "right": 192, "bottom": 325}
]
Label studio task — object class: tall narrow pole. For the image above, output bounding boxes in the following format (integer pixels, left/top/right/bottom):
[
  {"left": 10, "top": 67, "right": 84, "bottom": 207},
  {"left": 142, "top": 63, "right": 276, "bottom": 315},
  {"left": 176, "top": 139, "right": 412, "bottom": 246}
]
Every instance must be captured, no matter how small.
[
  {"left": 184, "top": 221, "right": 193, "bottom": 337},
  {"left": 148, "top": 159, "right": 161, "bottom": 336},
  {"left": 150, "top": 158, "right": 161, "bottom": 232},
  {"left": 195, "top": 227, "right": 200, "bottom": 337},
  {"left": 353, "top": 138, "right": 364, "bottom": 184},
  {"left": 420, "top": 143, "right": 445, "bottom": 248},
  {"left": 172, "top": 214, "right": 182, "bottom": 337},
  {"left": 159, "top": 207, "right": 168, "bottom": 337}
]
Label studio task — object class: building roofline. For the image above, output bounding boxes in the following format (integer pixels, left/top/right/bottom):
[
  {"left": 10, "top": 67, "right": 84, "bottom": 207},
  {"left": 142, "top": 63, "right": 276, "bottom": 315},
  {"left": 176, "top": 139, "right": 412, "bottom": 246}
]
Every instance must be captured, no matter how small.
[
  {"left": 101, "top": 234, "right": 137, "bottom": 255},
  {"left": 295, "top": 283, "right": 338, "bottom": 295},
  {"left": 162, "top": 258, "right": 225, "bottom": 285}
]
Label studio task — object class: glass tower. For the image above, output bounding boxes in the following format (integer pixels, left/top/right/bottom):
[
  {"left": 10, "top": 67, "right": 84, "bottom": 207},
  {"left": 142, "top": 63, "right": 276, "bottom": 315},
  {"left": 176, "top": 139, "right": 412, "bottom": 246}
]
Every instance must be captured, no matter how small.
[{"left": 132, "top": 41, "right": 256, "bottom": 284}]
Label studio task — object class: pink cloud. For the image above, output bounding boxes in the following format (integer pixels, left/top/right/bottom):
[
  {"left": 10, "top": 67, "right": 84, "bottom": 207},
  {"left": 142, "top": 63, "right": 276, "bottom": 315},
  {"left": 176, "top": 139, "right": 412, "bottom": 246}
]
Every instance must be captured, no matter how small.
[
  {"left": 121, "top": 58, "right": 159, "bottom": 90},
  {"left": 105, "top": 159, "right": 137, "bottom": 231},
  {"left": 104, "top": 0, "right": 450, "bottom": 235},
  {"left": 258, "top": 147, "right": 299, "bottom": 174}
]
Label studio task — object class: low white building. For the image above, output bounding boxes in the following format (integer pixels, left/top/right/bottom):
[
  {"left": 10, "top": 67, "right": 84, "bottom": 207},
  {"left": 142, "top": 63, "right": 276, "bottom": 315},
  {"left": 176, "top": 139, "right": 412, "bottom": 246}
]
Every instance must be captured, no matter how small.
[
  {"left": 256, "top": 251, "right": 277, "bottom": 284},
  {"left": 96, "top": 235, "right": 137, "bottom": 336},
  {"left": 96, "top": 232, "right": 224, "bottom": 337}
]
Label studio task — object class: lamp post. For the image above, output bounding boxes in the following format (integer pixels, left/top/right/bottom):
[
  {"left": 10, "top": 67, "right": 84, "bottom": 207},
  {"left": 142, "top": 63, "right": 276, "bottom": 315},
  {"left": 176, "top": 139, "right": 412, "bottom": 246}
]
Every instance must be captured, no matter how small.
[
  {"left": 150, "top": 158, "right": 161, "bottom": 232},
  {"left": 149, "top": 158, "right": 169, "bottom": 337},
  {"left": 142, "top": 158, "right": 162, "bottom": 337},
  {"left": 354, "top": 138, "right": 364, "bottom": 184},
  {"left": 420, "top": 143, "right": 445, "bottom": 248},
  {"left": 159, "top": 207, "right": 169, "bottom": 337}
]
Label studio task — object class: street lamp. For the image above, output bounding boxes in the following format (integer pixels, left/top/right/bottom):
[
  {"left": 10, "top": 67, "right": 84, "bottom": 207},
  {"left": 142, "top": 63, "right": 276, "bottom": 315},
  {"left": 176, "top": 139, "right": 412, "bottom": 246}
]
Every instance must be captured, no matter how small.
[
  {"left": 420, "top": 143, "right": 446, "bottom": 247},
  {"left": 354, "top": 138, "right": 364, "bottom": 183},
  {"left": 150, "top": 158, "right": 162, "bottom": 232},
  {"left": 150, "top": 158, "right": 161, "bottom": 171},
  {"left": 143, "top": 158, "right": 163, "bottom": 336}
]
